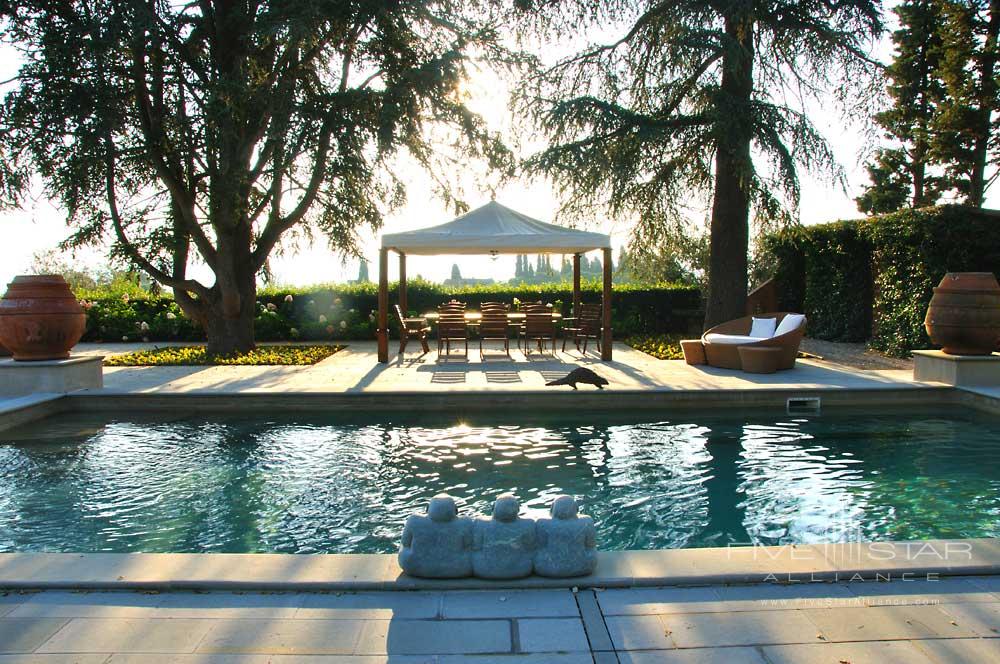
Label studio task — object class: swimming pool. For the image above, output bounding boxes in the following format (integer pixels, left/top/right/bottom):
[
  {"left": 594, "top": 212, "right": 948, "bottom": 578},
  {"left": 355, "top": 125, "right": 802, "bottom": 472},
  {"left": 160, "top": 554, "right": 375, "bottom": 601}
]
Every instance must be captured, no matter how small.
[{"left": 1, "top": 407, "right": 998, "bottom": 553}]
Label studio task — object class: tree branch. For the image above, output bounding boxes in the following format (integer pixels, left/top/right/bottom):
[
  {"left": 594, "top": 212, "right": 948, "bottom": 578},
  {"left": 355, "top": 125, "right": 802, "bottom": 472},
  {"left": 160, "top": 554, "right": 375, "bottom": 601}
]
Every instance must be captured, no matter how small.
[
  {"left": 251, "top": 115, "right": 335, "bottom": 270},
  {"left": 105, "top": 138, "right": 210, "bottom": 298}
]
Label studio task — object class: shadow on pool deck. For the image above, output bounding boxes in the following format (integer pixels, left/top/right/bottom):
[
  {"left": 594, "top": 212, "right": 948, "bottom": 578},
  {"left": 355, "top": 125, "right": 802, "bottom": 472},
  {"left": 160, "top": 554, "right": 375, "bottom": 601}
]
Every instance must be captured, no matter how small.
[{"left": 74, "top": 340, "right": 930, "bottom": 396}]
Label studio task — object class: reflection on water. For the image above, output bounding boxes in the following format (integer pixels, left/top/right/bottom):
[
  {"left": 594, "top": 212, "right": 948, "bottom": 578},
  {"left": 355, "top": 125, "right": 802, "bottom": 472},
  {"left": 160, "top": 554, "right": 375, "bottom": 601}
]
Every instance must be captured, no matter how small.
[{"left": 0, "top": 409, "right": 998, "bottom": 553}]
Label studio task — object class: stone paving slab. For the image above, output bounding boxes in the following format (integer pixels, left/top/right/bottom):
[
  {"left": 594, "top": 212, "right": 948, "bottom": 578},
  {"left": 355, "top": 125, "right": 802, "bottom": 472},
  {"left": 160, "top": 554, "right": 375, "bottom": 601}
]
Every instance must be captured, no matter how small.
[
  {"left": 761, "top": 640, "right": 937, "bottom": 664},
  {"left": 440, "top": 590, "right": 577, "bottom": 618},
  {"left": 353, "top": 619, "right": 511, "bottom": 655},
  {"left": 6, "top": 591, "right": 163, "bottom": 619},
  {"left": 0, "top": 593, "right": 26, "bottom": 618},
  {"left": 913, "top": 637, "right": 1000, "bottom": 663},
  {"left": 936, "top": 601, "right": 1000, "bottom": 636},
  {"left": 605, "top": 614, "right": 674, "bottom": 650},
  {"left": 37, "top": 617, "right": 214, "bottom": 653},
  {"left": 0, "top": 618, "right": 69, "bottom": 654},
  {"left": 662, "top": 609, "right": 823, "bottom": 648},
  {"left": 516, "top": 617, "right": 589, "bottom": 653},
  {"left": 617, "top": 647, "right": 768, "bottom": 663},
  {"left": 845, "top": 577, "right": 998, "bottom": 605},
  {"left": 802, "top": 604, "right": 980, "bottom": 641},
  {"left": 294, "top": 592, "right": 441, "bottom": 620}
]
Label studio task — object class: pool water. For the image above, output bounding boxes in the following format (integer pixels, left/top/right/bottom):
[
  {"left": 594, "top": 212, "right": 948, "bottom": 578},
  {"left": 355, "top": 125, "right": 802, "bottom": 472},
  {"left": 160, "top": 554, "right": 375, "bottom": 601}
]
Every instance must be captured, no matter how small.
[{"left": 1, "top": 408, "right": 998, "bottom": 553}]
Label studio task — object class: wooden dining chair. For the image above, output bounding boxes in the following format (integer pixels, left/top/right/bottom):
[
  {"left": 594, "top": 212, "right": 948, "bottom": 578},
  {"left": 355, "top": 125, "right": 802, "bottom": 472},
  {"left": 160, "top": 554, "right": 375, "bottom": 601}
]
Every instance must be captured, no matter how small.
[
  {"left": 563, "top": 302, "right": 603, "bottom": 355},
  {"left": 394, "top": 304, "right": 430, "bottom": 356},
  {"left": 522, "top": 303, "right": 556, "bottom": 357},
  {"left": 479, "top": 302, "right": 510, "bottom": 359},
  {"left": 515, "top": 301, "right": 544, "bottom": 350},
  {"left": 436, "top": 301, "right": 468, "bottom": 360}
]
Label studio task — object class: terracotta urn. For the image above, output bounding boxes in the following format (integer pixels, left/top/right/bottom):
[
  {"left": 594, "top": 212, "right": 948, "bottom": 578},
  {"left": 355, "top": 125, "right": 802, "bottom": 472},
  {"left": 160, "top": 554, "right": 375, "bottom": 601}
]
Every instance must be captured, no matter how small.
[
  {"left": 924, "top": 272, "right": 1000, "bottom": 355},
  {"left": 0, "top": 275, "right": 86, "bottom": 361}
]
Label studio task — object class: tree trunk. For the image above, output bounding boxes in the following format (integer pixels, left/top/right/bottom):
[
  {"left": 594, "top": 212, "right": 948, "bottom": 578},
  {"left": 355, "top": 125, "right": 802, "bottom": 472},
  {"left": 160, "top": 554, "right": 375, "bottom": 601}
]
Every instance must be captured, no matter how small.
[
  {"left": 911, "top": 156, "right": 926, "bottom": 207},
  {"left": 204, "top": 226, "right": 258, "bottom": 357},
  {"left": 967, "top": 0, "right": 999, "bottom": 207},
  {"left": 705, "top": 13, "right": 755, "bottom": 329},
  {"left": 204, "top": 296, "right": 256, "bottom": 356}
]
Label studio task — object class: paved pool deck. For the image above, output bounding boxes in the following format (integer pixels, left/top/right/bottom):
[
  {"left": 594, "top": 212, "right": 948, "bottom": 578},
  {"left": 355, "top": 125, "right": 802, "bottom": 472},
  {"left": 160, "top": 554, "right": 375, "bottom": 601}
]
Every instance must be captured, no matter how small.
[
  {"left": 68, "top": 340, "right": 924, "bottom": 395},
  {"left": 0, "top": 578, "right": 997, "bottom": 662}
]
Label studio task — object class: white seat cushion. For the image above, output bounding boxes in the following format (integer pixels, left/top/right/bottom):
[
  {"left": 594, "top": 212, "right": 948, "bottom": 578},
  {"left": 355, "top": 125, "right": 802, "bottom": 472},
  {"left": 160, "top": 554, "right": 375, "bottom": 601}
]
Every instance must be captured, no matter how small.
[
  {"left": 774, "top": 313, "right": 806, "bottom": 336},
  {"left": 704, "top": 333, "right": 762, "bottom": 345},
  {"left": 749, "top": 317, "right": 777, "bottom": 339}
]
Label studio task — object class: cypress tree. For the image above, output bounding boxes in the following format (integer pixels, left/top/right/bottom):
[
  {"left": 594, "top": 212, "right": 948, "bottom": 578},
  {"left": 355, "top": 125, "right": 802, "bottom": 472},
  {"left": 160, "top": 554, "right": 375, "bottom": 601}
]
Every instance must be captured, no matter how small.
[
  {"left": 931, "top": 0, "right": 1000, "bottom": 206},
  {"left": 858, "top": 0, "right": 947, "bottom": 213}
]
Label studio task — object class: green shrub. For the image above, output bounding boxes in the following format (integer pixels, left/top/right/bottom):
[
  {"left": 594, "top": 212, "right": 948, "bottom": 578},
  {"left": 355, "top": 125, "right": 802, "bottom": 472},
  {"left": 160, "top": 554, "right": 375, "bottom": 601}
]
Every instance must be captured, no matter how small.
[
  {"left": 761, "top": 205, "right": 1000, "bottom": 356},
  {"left": 77, "top": 280, "right": 701, "bottom": 343}
]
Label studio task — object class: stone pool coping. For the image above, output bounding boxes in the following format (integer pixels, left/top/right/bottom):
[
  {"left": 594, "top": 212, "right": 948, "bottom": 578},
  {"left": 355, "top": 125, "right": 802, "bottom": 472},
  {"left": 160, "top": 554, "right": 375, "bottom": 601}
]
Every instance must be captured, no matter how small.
[{"left": 1, "top": 539, "right": 998, "bottom": 591}]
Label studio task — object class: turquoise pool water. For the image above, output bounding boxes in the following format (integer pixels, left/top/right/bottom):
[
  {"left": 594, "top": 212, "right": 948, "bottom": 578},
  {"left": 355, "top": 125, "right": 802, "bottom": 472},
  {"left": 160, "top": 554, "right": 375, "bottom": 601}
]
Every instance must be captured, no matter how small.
[{"left": 1, "top": 408, "right": 998, "bottom": 553}]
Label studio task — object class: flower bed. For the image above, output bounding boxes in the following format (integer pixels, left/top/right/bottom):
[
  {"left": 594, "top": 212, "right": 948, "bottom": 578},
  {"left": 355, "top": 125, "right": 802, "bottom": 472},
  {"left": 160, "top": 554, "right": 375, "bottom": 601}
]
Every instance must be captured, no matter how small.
[
  {"left": 104, "top": 344, "right": 344, "bottom": 366},
  {"left": 624, "top": 334, "right": 684, "bottom": 360}
]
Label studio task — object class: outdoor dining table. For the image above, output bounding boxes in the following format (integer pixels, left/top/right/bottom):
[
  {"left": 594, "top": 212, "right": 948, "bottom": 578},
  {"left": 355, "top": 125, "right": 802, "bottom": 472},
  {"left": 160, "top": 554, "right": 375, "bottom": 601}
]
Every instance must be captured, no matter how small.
[{"left": 420, "top": 311, "right": 563, "bottom": 323}]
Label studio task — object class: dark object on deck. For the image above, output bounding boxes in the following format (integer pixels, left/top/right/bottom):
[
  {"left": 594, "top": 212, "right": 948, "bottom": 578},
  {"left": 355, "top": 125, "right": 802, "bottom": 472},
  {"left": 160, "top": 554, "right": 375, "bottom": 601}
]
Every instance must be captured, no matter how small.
[{"left": 546, "top": 367, "right": 609, "bottom": 390}]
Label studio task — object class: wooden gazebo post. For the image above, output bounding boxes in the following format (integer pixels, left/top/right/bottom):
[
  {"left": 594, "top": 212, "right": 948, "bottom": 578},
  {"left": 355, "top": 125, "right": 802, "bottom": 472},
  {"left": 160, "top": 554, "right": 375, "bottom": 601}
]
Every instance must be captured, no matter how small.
[
  {"left": 399, "top": 252, "right": 407, "bottom": 315},
  {"left": 377, "top": 247, "right": 389, "bottom": 362},
  {"left": 602, "top": 247, "right": 613, "bottom": 360},
  {"left": 572, "top": 253, "right": 581, "bottom": 316}
]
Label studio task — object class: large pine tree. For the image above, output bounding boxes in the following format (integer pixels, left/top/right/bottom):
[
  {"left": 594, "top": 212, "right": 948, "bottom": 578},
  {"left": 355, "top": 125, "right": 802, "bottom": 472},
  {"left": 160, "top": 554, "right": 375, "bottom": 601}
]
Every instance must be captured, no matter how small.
[{"left": 516, "top": 0, "right": 883, "bottom": 327}]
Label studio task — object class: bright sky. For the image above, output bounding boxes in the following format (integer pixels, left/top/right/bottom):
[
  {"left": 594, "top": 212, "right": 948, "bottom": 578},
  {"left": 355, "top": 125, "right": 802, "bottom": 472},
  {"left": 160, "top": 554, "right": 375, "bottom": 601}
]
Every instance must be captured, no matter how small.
[{"left": 1, "top": 5, "right": 997, "bottom": 289}]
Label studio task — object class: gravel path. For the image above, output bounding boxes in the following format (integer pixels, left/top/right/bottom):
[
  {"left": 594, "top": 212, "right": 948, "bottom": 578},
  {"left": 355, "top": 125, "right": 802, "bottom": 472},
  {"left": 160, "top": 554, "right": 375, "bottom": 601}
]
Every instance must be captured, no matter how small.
[{"left": 800, "top": 337, "right": 912, "bottom": 371}]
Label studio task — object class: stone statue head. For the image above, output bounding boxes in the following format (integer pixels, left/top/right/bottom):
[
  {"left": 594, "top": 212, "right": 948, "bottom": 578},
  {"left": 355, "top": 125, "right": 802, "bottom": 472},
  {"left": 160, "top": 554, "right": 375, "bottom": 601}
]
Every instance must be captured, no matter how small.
[
  {"left": 551, "top": 495, "right": 578, "bottom": 520},
  {"left": 427, "top": 494, "right": 457, "bottom": 522},
  {"left": 492, "top": 493, "right": 520, "bottom": 522}
]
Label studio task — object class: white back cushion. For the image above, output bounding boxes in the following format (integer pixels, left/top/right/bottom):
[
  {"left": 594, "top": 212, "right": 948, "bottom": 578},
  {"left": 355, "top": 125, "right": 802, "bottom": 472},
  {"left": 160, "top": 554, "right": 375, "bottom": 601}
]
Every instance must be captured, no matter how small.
[
  {"left": 749, "top": 317, "right": 777, "bottom": 339},
  {"left": 774, "top": 313, "right": 806, "bottom": 336}
]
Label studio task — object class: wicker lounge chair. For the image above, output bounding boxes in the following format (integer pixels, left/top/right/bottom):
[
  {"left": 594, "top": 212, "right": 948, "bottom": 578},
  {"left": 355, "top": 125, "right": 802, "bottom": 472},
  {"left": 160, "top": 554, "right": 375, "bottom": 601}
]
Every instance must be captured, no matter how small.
[
  {"left": 479, "top": 302, "right": 510, "bottom": 359},
  {"left": 394, "top": 304, "right": 431, "bottom": 356},
  {"left": 437, "top": 301, "right": 468, "bottom": 360},
  {"left": 701, "top": 312, "right": 807, "bottom": 371}
]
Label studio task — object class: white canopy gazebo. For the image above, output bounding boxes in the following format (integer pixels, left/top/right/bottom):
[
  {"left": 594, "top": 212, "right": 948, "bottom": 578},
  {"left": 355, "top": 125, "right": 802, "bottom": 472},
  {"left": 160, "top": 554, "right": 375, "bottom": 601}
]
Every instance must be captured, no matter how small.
[{"left": 376, "top": 200, "right": 614, "bottom": 363}]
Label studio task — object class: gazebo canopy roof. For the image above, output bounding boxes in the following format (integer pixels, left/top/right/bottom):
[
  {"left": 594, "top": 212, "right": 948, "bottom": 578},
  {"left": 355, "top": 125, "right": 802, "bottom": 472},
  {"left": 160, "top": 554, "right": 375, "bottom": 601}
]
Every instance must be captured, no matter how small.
[{"left": 380, "top": 200, "right": 611, "bottom": 255}]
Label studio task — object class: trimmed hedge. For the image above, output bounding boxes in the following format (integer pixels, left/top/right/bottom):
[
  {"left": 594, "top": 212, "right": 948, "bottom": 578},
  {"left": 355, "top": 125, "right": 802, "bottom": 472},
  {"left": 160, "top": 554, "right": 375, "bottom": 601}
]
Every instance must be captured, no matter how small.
[
  {"left": 761, "top": 205, "right": 1000, "bottom": 356},
  {"left": 77, "top": 280, "right": 702, "bottom": 343}
]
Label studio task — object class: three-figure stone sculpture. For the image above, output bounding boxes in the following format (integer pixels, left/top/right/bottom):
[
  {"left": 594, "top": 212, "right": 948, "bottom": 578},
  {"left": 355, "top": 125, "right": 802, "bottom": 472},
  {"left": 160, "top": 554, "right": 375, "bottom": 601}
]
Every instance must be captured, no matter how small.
[{"left": 398, "top": 493, "right": 597, "bottom": 579}]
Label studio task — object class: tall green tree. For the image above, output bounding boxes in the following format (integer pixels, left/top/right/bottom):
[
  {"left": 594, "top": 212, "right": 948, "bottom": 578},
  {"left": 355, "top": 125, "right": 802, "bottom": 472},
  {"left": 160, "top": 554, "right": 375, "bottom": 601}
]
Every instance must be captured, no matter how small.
[
  {"left": 0, "top": 0, "right": 510, "bottom": 354},
  {"left": 858, "top": 0, "right": 947, "bottom": 213},
  {"left": 516, "top": 0, "right": 883, "bottom": 326},
  {"left": 932, "top": 0, "right": 1000, "bottom": 206},
  {"left": 856, "top": 148, "right": 914, "bottom": 214}
]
